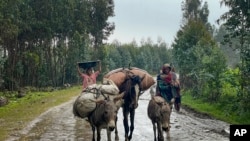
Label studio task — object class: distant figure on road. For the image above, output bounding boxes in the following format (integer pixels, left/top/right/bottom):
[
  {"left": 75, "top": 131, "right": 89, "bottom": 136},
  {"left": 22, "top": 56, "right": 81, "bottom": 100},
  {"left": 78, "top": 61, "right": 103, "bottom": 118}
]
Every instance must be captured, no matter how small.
[
  {"left": 171, "top": 65, "right": 181, "bottom": 111},
  {"left": 156, "top": 63, "right": 181, "bottom": 110},
  {"left": 77, "top": 60, "right": 101, "bottom": 90}
]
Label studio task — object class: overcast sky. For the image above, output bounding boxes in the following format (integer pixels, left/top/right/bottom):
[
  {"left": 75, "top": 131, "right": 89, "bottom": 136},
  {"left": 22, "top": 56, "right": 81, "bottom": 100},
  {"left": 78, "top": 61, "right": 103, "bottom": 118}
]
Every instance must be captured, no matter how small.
[{"left": 107, "top": 0, "right": 229, "bottom": 45}]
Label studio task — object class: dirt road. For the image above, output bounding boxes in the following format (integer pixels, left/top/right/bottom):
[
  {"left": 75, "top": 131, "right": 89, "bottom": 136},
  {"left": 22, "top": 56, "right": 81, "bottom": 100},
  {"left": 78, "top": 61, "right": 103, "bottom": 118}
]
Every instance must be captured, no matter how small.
[{"left": 6, "top": 90, "right": 230, "bottom": 141}]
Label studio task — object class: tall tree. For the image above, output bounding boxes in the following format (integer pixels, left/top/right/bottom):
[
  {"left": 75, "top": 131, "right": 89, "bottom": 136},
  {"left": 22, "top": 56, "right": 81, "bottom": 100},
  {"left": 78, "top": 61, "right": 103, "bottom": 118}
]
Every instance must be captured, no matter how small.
[
  {"left": 181, "top": 0, "right": 201, "bottom": 22},
  {"left": 173, "top": 0, "right": 227, "bottom": 100},
  {"left": 0, "top": 0, "right": 116, "bottom": 90},
  {"left": 218, "top": 0, "right": 250, "bottom": 109},
  {"left": 181, "top": 0, "right": 209, "bottom": 24},
  {"left": 214, "top": 25, "right": 240, "bottom": 67},
  {"left": 181, "top": 0, "right": 212, "bottom": 31},
  {"left": 89, "top": 0, "right": 115, "bottom": 49}
]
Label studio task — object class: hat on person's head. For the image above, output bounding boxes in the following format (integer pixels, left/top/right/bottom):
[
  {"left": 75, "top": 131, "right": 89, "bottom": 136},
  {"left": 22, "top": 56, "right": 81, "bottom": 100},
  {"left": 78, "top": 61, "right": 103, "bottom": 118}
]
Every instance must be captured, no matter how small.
[{"left": 162, "top": 63, "right": 171, "bottom": 71}]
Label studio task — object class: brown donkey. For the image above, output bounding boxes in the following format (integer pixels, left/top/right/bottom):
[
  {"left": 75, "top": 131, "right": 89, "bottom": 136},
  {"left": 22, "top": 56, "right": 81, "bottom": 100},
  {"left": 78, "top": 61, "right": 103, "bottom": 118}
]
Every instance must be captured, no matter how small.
[
  {"left": 87, "top": 93, "right": 124, "bottom": 141},
  {"left": 147, "top": 95, "right": 171, "bottom": 141}
]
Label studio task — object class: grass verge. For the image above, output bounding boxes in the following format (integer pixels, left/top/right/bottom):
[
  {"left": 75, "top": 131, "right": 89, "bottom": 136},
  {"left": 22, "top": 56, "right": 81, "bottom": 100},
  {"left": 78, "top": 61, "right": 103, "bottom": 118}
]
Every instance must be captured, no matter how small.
[
  {"left": 0, "top": 86, "right": 81, "bottom": 141},
  {"left": 182, "top": 93, "right": 250, "bottom": 124}
]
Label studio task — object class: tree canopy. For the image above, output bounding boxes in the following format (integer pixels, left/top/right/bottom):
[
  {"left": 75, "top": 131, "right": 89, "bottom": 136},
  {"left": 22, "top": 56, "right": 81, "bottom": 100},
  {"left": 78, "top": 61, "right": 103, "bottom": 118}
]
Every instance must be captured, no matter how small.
[
  {"left": 0, "top": 0, "right": 115, "bottom": 90},
  {"left": 173, "top": 0, "right": 227, "bottom": 100},
  {"left": 0, "top": 0, "right": 172, "bottom": 91},
  {"left": 218, "top": 0, "right": 250, "bottom": 110}
]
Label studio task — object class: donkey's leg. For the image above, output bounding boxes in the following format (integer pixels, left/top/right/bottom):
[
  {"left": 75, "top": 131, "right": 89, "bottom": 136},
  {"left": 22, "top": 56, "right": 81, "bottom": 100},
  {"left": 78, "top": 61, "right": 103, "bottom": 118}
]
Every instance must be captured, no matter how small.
[
  {"left": 123, "top": 116, "right": 129, "bottom": 141},
  {"left": 157, "top": 122, "right": 164, "bottom": 141},
  {"left": 123, "top": 108, "right": 129, "bottom": 141},
  {"left": 91, "top": 125, "right": 96, "bottom": 141},
  {"left": 152, "top": 122, "right": 157, "bottom": 141},
  {"left": 97, "top": 127, "right": 101, "bottom": 141},
  {"left": 115, "top": 117, "right": 119, "bottom": 141},
  {"left": 166, "top": 115, "right": 171, "bottom": 139},
  {"left": 128, "top": 109, "right": 135, "bottom": 140},
  {"left": 107, "top": 128, "right": 112, "bottom": 141},
  {"left": 166, "top": 130, "right": 170, "bottom": 139}
]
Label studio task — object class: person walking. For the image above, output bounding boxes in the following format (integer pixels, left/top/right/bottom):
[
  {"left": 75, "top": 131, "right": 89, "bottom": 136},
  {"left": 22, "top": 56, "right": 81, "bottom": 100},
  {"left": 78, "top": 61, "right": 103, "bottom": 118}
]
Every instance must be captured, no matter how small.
[
  {"left": 171, "top": 66, "right": 181, "bottom": 111},
  {"left": 156, "top": 63, "right": 180, "bottom": 109},
  {"left": 77, "top": 60, "right": 101, "bottom": 90}
]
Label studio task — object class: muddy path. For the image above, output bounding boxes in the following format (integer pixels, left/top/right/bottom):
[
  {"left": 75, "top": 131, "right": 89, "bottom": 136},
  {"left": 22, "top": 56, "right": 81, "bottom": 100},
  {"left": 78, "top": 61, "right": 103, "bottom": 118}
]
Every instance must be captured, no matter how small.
[{"left": 6, "top": 90, "right": 230, "bottom": 141}]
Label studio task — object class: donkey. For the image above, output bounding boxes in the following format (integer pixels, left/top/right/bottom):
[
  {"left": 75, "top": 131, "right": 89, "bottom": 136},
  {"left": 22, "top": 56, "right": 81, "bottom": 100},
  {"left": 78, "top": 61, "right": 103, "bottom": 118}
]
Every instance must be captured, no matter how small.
[
  {"left": 105, "top": 69, "right": 143, "bottom": 141},
  {"left": 148, "top": 86, "right": 171, "bottom": 141},
  {"left": 119, "top": 74, "right": 142, "bottom": 141},
  {"left": 77, "top": 93, "right": 124, "bottom": 141}
]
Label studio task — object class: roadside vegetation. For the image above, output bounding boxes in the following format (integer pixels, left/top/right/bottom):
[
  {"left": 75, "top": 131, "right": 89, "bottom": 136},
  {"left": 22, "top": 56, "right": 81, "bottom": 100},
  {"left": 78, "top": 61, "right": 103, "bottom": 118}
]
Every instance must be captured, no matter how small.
[
  {"left": 0, "top": 86, "right": 81, "bottom": 141},
  {"left": 174, "top": 0, "right": 250, "bottom": 125},
  {"left": 182, "top": 91, "right": 250, "bottom": 124}
]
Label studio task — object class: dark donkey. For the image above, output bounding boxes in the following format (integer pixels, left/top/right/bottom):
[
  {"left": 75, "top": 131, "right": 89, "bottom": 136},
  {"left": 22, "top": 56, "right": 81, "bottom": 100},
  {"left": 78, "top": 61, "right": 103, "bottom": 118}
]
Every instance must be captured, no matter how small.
[{"left": 105, "top": 69, "right": 143, "bottom": 141}]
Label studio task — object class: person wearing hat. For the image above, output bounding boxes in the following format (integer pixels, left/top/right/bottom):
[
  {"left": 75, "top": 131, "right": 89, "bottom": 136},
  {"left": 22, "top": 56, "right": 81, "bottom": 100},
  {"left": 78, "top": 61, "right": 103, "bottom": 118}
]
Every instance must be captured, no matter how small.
[
  {"left": 77, "top": 60, "right": 101, "bottom": 90},
  {"left": 171, "top": 65, "right": 181, "bottom": 111},
  {"left": 156, "top": 63, "right": 180, "bottom": 107}
]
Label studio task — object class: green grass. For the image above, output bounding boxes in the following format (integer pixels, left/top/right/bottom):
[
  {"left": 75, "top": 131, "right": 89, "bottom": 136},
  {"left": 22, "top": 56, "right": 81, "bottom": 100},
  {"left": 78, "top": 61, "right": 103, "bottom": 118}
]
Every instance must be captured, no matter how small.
[
  {"left": 182, "top": 93, "right": 250, "bottom": 124},
  {"left": 0, "top": 86, "right": 82, "bottom": 141}
]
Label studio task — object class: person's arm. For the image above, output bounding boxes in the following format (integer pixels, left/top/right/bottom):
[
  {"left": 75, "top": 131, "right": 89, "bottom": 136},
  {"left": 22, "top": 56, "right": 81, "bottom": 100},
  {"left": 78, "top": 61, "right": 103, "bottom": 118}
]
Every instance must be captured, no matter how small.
[
  {"left": 97, "top": 60, "right": 101, "bottom": 72},
  {"left": 77, "top": 64, "right": 82, "bottom": 76}
]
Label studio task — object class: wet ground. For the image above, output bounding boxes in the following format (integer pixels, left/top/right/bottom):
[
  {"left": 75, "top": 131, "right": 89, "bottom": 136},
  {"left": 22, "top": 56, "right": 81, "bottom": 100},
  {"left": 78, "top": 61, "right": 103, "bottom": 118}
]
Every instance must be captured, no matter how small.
[{"left": 6, "top": 90, "right": 230, "bottom": 141}]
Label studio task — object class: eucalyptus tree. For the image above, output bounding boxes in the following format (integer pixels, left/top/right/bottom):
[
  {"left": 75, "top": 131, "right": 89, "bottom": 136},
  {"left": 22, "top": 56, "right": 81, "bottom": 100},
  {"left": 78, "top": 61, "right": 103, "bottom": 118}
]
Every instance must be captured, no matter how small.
[
  {"left": 181, "top": 0, "right": 212, "bottom": 32},
  {"left": 105, "top": 42, "right": 122, "bottom": 71},
  {"left": 122, "top": 42, "right": 139, "bottom": 66},
  {"left": 0, "top": 0, "right": 116, "bottom": 90},
  {"left": 140, "top": 39, "right": 154, "bottom": 71},
  {"left": 0, "top": 46, "right": 6, "bottom": 88},
  {"left": 117, "top": 46, "right": 132, "bottom": 68},
  {"left": 0, "top": 0, "right": 23, "bottom": 90},
  {"left": 218, "top": 0, "right": 250, "bottom": 109},
  {"left": 173, "top": 0, "right": 227, "bottom": 100},
  {"left": 181, "top": 0, "right": 209, "bottom": 24},
  {"left": 157, "top": 43, "right": 172, "bottom": 67},
  {"left": 88, "top": 0, "right": 115, "bottom": 49},
  {"left": 214, "top": 25, "right": 240, "bottom": 67}
]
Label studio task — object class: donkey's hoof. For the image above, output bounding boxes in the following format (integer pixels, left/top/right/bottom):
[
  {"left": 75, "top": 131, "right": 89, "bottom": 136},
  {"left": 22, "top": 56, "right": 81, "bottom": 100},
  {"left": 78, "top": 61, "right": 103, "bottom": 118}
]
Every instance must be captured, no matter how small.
[{"left": 115, "top": 136, "right": 119, "bottom": 141}]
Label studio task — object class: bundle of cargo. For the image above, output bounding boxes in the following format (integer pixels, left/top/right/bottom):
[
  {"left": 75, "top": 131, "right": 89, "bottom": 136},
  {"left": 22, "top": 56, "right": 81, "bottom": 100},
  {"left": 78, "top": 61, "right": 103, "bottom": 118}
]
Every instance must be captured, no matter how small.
[
  {"left": 87, "top": 78, "right": 120, "bottom": 95},
  {"left": 104, "top": 67, "right": 155, "bottom": 91},
  {"left": 78, "top": 61, "right": 99, "bottom": 69},
  {"left": 73, "top": 79, "right": 123, "bottom": 118}
]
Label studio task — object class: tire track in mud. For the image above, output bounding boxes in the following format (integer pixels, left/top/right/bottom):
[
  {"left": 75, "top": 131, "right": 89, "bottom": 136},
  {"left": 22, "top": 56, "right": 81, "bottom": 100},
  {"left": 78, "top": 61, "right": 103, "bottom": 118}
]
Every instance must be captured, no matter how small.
[{"left": 6, "top": 91, "right": 230, "bottom": 141}]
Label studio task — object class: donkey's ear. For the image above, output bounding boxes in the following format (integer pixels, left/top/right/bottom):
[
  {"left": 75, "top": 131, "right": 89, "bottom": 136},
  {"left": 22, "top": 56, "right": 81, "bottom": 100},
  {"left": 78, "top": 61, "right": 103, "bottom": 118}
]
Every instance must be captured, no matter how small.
[{"left": 114, "top": 92, "right": 125, "bottom": 103}]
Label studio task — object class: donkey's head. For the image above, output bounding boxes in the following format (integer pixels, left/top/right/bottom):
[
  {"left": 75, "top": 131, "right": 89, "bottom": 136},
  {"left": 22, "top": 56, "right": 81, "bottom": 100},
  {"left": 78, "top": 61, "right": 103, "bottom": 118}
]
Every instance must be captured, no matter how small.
[
  {"left": 121, "top": 74, "right": 142, "bottom": 109},
  {"left": 94, "top": 93, "right": 124, "bottom": 131}
]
